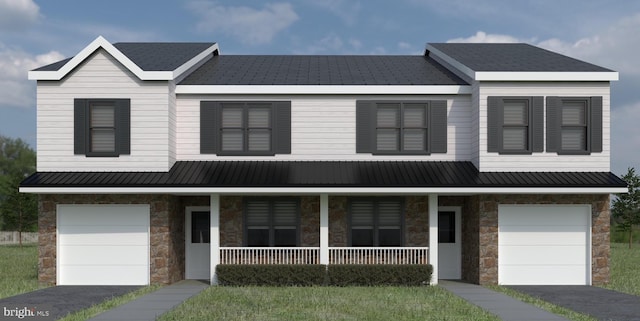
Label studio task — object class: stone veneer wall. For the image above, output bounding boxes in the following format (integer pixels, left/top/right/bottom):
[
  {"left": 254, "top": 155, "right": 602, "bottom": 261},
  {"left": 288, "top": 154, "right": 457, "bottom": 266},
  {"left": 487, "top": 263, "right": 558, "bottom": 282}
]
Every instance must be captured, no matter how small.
[
  {"left": 472, "top": 194, "right": 610, "bottom": 285},
  {"left": 38, "top": 194, "right": 184, "bottom": 286}
]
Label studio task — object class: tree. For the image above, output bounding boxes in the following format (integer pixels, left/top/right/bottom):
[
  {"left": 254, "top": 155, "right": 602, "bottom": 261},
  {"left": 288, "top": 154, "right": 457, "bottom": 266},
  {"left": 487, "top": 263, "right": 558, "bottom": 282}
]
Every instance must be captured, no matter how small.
[
  {"left": 612, "top": 167, "right": 640, "bottom": 249},
  {"left": 0, "top": 136, "right": 37, "bottom": 246}
]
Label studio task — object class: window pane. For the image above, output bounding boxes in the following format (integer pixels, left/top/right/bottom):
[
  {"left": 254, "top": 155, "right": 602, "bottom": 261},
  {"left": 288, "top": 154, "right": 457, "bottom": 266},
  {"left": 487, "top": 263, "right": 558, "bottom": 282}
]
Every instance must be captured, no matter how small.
[
  {"left": 222, "top": 108, "right": 243, "bottom": 127},
  {"left": 378, "top": 201, "right": 401, "bottom": 227},
  {"left": 246, "top": 201, "right": 269, "bottom": 225},
  {"left": 503, "top": 127, "right": 527, "bottom": 150},
  {"left": 191, "top": 211, "right": 210, "bottom": 244},
  {"left": 91, "top": 129, "right": 115, "bottom": 152},
  {"left": 248, "top": 130, "right": 271, "bottom": 151},
  {"left": 247, "top": 229, "right": 269, "bottom": 247},
  {"left": 90, "top": 105, "right": 115, "bottom": 127},
  {"left": 351, "top": 229, "right": 373, "bottom": 246},
  {"left": 377, "top": 106, "right": 399, "bottom": 127},
  {"left": 221, "top": 130, "right": 243, "bottom": 151},
  {"left": 248, "top": 108, "right": 270, "bottom": 127},
  {"left": 562, "top": 102, "right": 586, "bottom": 125},
  {"left": 376, "top": 129, "right": 399, "bottom": 151},
  {"left": 273, "top": 201, "right": 297, "bottom": 226},
  {"left": 403, "top": 105, "right": 426, "bottom": 127},
  {"left": 403, "top": 129, "right": 426, "bottom": 151},
  {"left": 503, "top": 101, "right": 527, "bottom": 125},
  {"left": 438, "top": 211, "right": 455, "bottom": 243},
  {"left": 379, "top": 229, "right": 402, "bottom": 246},
  {"left": 351, "top": 201, "right": 374, "bottom": 227},
  {"left": 274, "top": 229, "right": 297, "bottom": 246},
  {"left": 561, "top": 128, "right": 587, "bottom": 151}
]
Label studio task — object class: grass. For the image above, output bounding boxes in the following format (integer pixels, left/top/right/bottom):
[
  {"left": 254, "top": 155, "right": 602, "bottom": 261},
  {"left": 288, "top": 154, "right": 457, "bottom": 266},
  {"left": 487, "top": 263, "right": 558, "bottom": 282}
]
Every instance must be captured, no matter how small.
[
  {"left": 604, "top": 242, "right": 640, "bottom": 295},
  {"left": 159, "top": 286, "right": 500, "bottom": 321},
  {"left": 57, "top": 285, "right": 161, "bottom": 321},
  {"left": 0, "top": 244, "right": 40, "bottom": 299}
]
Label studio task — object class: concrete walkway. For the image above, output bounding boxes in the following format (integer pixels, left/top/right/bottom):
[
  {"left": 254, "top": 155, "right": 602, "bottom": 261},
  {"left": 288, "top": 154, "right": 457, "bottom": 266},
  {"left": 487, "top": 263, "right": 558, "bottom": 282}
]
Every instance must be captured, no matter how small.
[
  {"left": 439, "top": 281, "right": 569, "bottom": 321},
  {"left": 88, "top": 280, "right": 209, "bottom": 321}
]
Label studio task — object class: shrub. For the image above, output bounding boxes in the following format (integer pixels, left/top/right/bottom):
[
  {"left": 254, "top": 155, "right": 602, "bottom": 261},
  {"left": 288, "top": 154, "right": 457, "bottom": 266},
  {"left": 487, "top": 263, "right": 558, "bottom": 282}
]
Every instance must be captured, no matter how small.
[
  {"left": 327, "top": 264, "right": 432, "bottom": 286},
  {"left": 217, "top": 264, "right": 326, "bottom": 286}
]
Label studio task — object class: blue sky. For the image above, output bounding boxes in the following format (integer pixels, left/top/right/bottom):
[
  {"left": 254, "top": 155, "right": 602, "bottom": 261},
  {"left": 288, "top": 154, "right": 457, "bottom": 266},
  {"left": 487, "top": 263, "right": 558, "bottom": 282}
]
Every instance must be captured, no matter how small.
[{"left": 1, "top": 0, "right": 639, "bottom": 174}]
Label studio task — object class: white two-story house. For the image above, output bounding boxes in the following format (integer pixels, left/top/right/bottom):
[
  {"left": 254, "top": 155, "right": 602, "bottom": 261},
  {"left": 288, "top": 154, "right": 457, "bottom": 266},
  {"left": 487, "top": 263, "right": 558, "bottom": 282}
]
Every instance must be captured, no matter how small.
[{"left": 21, "top": 36, "right": 626, "bottom": 286}]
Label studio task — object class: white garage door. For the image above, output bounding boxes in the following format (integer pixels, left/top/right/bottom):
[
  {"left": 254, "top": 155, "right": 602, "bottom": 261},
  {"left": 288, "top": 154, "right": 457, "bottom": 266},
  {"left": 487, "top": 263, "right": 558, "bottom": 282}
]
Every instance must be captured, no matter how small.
[
  {"left": 58, "top": 204, "right": 150, "bottom": 285},
  {"left": 498, "top": 205, "right": 590, "bottom": 285}
]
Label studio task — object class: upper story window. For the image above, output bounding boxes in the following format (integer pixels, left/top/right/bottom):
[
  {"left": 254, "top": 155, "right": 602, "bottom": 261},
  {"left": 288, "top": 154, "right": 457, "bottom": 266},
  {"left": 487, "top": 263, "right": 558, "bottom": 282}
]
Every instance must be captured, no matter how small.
[
  {"left": 74, "top": 99, "right": 130, "bottom": 157},
  {"left": 487, "top": 96, "right": 543, "bottom": 154},
  {"left": 348, "top": 198, "right": 403, "bottom": 247},
  {"left": 356, "top": 100, "right": 448, "bottom": 155},
  {"left": 547, "top": 96, "right": 603, "bottom": 155},
  {"left": 200, "top": 101, "right": 291, "bottom": 156},
  {"left": 244, "top": 198, "right": 299, "bottom": 247}
]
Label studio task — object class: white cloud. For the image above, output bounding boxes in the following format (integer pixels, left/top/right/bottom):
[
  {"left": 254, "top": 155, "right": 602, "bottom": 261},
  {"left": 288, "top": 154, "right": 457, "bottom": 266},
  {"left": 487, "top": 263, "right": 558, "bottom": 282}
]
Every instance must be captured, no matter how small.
[
  {"left": 294, "top": 34, "right": 364, "bottom": 54},
  {"left": 447, "top": 31, "right": 526, "bottom": 44},
  {"left": 306, "top": 0, "right": 361, "bottom": 25},
  {"left": 0, "top": 0, "right": 40, "bottom": 31},
  {"left": 0, "top": 44, "right": 64, "bottom": 108},
  {"left": 189, "top": 1, "right": 299, "bottom": 45}
]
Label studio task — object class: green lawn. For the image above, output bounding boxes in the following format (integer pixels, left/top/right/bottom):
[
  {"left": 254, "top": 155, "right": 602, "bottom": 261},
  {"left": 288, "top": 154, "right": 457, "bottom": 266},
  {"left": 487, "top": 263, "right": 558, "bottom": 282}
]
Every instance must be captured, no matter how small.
[
  {"left": 0, "top": 244, "right": 40, "bottom": 299},
  {"left": 604, "top": 242, "right": 640, "bottom": 295},
  {"left": 159, "top": 286, "right": 500, "bottom": 321}
]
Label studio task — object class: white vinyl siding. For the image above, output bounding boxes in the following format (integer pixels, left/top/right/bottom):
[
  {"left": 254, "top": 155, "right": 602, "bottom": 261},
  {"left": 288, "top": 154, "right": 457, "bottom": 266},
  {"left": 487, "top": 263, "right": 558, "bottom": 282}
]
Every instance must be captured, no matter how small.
[
  {"left": 176, "top": 94, "right": 471, "bottom": 161},
  {"left": 57, "top": 204, "right": 150, "bottom": 285},
  {"left": 36, "top": 49, "right": 172, "bottom": 172},
  {"left": 478, "top": 82, "right": 610, "bottom": 171}
]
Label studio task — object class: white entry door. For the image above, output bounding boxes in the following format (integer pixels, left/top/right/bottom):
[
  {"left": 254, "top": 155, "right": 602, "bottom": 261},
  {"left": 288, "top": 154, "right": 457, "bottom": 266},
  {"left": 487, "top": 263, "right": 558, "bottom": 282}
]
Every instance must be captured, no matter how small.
[
  {"left": 186, "top": 207, "right": 210, "bottom": 279},
  {"left": 438, "top": 207, "right": 461, "bottom": 279}
]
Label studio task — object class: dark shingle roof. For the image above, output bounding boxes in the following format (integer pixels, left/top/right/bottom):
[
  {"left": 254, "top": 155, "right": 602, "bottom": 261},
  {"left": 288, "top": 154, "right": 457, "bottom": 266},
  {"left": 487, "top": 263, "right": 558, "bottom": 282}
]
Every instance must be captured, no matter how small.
[
  {"left": 113, "top": 42, "right": 215, "bottom": 71},
  {"left": 179, "top": 55, "right": 468, "bottom": 85},
  {"left": 32, "top": 42, "right": 216, "bottom": 72},
  {"left": 21, "top": 161, "right": 626, "bottom": 189},
  {"left": 428, "top": 43, "right": 613, "bottom": 72}
]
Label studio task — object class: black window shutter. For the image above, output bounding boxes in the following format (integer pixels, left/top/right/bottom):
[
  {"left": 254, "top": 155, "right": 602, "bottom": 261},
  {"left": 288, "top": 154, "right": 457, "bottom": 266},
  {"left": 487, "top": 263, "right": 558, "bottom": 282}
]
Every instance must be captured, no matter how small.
[
  {"left": 590, "top": 96, "right": 603, "bottom": 153},
  {"left": 274, "top": 101, "right": 291, "bottom": 154},
  {"left": 116, "top": 99, "right": 131, "bottom": 155},
  {"left": 531, "top": 96, "right": 544, "bottom": 152},
  {"left": 546, "top": 97, "right": 561, "bottom": 152},
  {"left": 430, "top": 100, "right": 448, "bottom": 153},
  {"left": 356, "top": 101, "right": 374, "bottom": 153},
  {"left": 74, "top": 99, "right": 87, "bottom": 155},
  {"left": 200, "top": 101, "right": 218, "bottom": 154},
  {"left": 487, "top": 97, "right": 501, "bottom": 152}
]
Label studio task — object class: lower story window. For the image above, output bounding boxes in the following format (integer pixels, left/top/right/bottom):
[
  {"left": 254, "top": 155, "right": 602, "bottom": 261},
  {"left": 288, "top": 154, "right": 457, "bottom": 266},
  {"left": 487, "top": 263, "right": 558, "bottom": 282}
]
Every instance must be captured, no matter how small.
[
  {"left": 245, "top": 199, "right": 299, "bottom": 247},
  {"left": 349, "top": 198, "right": 403, "bottom": 246}
]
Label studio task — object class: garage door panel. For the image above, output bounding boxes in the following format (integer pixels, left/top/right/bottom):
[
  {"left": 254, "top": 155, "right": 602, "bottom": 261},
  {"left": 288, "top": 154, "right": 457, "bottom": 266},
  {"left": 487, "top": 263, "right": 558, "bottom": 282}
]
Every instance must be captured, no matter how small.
[
  {"left": 60, "top": 245, "right": 148, "bottom": 265},
  {"left": 499, "top": 245, "right": 586, "bottom": 265},
  {"left": 500, "top": 265, "right": 587, "bottom": 285},
  {"left": 498, "top": 205, "right": 590, "bottom": 285},
  {"left": 59, "top": 229, "right": 148, "bottom": 246},
  {"left": 60, "top": 265, "right": 148, "bottom": 286},
  {"left": 58, "top": 205, "right": 149, "bottom": 226},
  {"left": 500, "top": 230, "right": 587, "bottom": 246},
  {"left": 499, "top": 205, "right": 590, "bottom": 226},
  {"left": 58, "top": 204, "right": 150, "bottom": 285}
]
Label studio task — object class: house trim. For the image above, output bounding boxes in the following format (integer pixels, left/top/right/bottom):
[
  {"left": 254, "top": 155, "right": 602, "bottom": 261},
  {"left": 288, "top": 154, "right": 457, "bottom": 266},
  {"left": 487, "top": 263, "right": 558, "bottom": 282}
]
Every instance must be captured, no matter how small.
[
  {"left": 28, "top": 36, "right": 219, "bottom": 81},
  {"left": 20, "top": 186, "right": 627, "bottom": 194},
  {"left": 175, "top": 85, "right": 472, "bottom": 95}
]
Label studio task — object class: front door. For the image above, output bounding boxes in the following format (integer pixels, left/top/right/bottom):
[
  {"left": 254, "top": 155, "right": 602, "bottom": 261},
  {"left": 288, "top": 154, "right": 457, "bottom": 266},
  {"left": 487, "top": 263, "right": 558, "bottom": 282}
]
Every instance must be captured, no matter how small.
[
  {"left": 438, "top": 207, "right": 461, "bottom": 279},
  {"left": 186, "top": 207, "right": 210, "bottom": 279}
]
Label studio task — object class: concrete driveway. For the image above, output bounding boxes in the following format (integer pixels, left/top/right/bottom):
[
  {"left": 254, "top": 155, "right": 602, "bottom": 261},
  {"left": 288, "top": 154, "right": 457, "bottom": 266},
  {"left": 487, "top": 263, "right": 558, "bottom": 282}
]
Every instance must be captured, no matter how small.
[
  {"left": 0, "top": 286, "right": 140, "bottom": 320},
  {"left": 508, "top": 286, "right": 640, "bottom": 321}
]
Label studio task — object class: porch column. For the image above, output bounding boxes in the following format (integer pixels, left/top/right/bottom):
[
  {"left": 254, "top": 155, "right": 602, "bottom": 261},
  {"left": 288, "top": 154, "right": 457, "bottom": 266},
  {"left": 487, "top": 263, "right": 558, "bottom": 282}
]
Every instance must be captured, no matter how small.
[
  {"left": 319, "top": 194, "right": 329, "bottom": 265},
  {"left": 210, "top": 194, "right": 220, "bottom": 285},
  {"left": 428, "top": 194, "right": 438, "bottom": 285}
]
